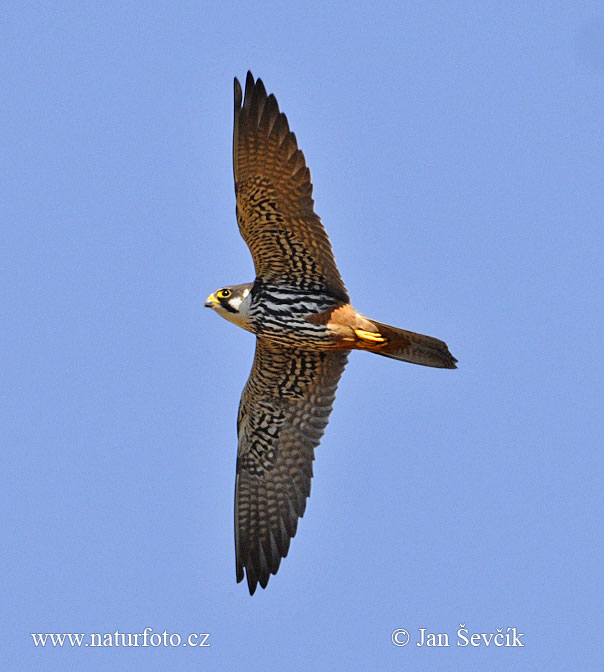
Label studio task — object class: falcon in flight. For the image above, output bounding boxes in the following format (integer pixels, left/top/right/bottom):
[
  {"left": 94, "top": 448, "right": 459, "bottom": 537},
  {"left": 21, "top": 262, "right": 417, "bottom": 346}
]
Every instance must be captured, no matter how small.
[{"left": 205, "top": 72, "right": 457, "bottom": 594}]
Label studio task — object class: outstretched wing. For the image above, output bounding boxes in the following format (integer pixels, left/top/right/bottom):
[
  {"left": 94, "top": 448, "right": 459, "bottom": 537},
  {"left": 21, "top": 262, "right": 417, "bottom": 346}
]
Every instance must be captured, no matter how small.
[
  {"left": 235, "top": 338, "right": 348, "bottom": 594},
  {"left": 233, "top": 71, "right": 349, "bottom": 302}
]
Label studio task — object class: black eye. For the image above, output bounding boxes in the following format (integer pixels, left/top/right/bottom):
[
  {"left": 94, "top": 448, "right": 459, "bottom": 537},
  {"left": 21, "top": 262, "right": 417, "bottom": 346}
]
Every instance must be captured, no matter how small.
[{"left": 220, "top": 289, "right": 231, "bottom": 298}]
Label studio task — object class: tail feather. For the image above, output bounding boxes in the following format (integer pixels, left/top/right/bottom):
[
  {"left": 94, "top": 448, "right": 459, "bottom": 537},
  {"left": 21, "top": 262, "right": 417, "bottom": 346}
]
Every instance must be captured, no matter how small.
[{"left": 355, "top": 319, "right": 457, "bottom": 369}]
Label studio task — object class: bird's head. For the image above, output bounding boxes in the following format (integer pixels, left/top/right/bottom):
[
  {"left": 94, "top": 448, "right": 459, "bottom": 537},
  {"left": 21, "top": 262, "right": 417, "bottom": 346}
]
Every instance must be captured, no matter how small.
[{"left": 205, "top": 282, "right": 254, "bottom": 330}]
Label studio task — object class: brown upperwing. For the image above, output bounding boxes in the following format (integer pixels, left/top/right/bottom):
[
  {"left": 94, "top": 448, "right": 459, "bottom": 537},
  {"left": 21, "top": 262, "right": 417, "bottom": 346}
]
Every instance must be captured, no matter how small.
[
  {"left": 235, "top": 339, "right": 348, "bottom": 594},
  {"left": 233, "top": 72, "right": 349, "bottom": 301}
]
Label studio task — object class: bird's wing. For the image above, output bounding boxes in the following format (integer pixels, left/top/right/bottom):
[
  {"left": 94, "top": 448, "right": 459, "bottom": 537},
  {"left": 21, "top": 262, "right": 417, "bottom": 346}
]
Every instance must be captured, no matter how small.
[
  {"left": 233, "top": 71, "right": 349, "bottom": 302},
  {"left": 235, "top": 338, "right": 348, "bottom": 594}
]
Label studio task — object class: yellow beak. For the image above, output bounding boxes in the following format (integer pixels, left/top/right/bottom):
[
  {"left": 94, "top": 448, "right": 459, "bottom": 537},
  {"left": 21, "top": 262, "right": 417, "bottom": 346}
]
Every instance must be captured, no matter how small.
[{"left": 204, "top": 293, "right": 217, "bottom": 308}]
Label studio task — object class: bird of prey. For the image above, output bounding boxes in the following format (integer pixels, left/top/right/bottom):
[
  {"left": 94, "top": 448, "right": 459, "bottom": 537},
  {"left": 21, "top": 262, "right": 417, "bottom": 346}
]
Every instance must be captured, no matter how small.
[{"left": 205, "top": 72, "right": 457, "bottom": 595}]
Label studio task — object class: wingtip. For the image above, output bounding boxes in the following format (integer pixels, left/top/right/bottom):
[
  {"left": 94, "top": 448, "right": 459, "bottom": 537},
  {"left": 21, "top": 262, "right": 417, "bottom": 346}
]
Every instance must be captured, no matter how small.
[
  {"left": 246, "top": 571, "right": 258, "bottom": 595},
  {"left": 245, "top": 70, "right": 255, "bottom": 93},
  {"left": 236, "top": 72, "right": 266, "bottom": 111},
  {"left": 237, "top": 558, "right": 271, "bottom": 595},
  {"left": 237, "top": 557, "right": 259, "bottom": 595},
  {"left": 234, "top": 77, "right": 242, "bottom": 109}
]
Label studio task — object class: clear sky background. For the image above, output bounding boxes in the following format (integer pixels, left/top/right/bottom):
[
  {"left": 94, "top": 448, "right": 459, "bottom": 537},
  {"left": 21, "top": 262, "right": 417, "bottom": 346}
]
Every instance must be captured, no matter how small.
[{"left": 3, "top": 2, "right": 604, "bottom": 670}]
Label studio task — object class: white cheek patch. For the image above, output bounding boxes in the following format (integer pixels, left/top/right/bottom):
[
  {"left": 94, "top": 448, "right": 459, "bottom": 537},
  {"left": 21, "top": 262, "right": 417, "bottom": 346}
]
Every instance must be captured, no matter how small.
[
  {"left": 229, "top": 296, "right": 244, "bottom": 311},
  {"left": 234, "top": 288, "right": 251, "bottom": 315}
]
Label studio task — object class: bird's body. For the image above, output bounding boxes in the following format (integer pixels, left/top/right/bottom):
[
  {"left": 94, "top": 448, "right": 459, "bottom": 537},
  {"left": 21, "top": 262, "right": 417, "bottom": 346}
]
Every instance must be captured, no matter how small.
[
  {"left": 205, "top": 72, "right": 457, "bottom": 594},
  {"left": 208, "top": 280, "right": 456, "bottom": 364},
  {"left": 249, "top": 282, "right": 341, "bottom": 347}
]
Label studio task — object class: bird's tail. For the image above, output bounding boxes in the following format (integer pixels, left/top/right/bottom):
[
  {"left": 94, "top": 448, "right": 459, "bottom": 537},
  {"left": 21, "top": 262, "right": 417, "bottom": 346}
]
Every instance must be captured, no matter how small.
[{"left": 352, "top": 319, "right": 457, "bottom": 369}]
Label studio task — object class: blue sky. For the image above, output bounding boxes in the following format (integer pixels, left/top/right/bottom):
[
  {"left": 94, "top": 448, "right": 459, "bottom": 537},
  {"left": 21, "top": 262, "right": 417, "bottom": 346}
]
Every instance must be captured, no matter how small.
[{"left": 3, "top": 2, "right": 604, "bottom": 670}]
